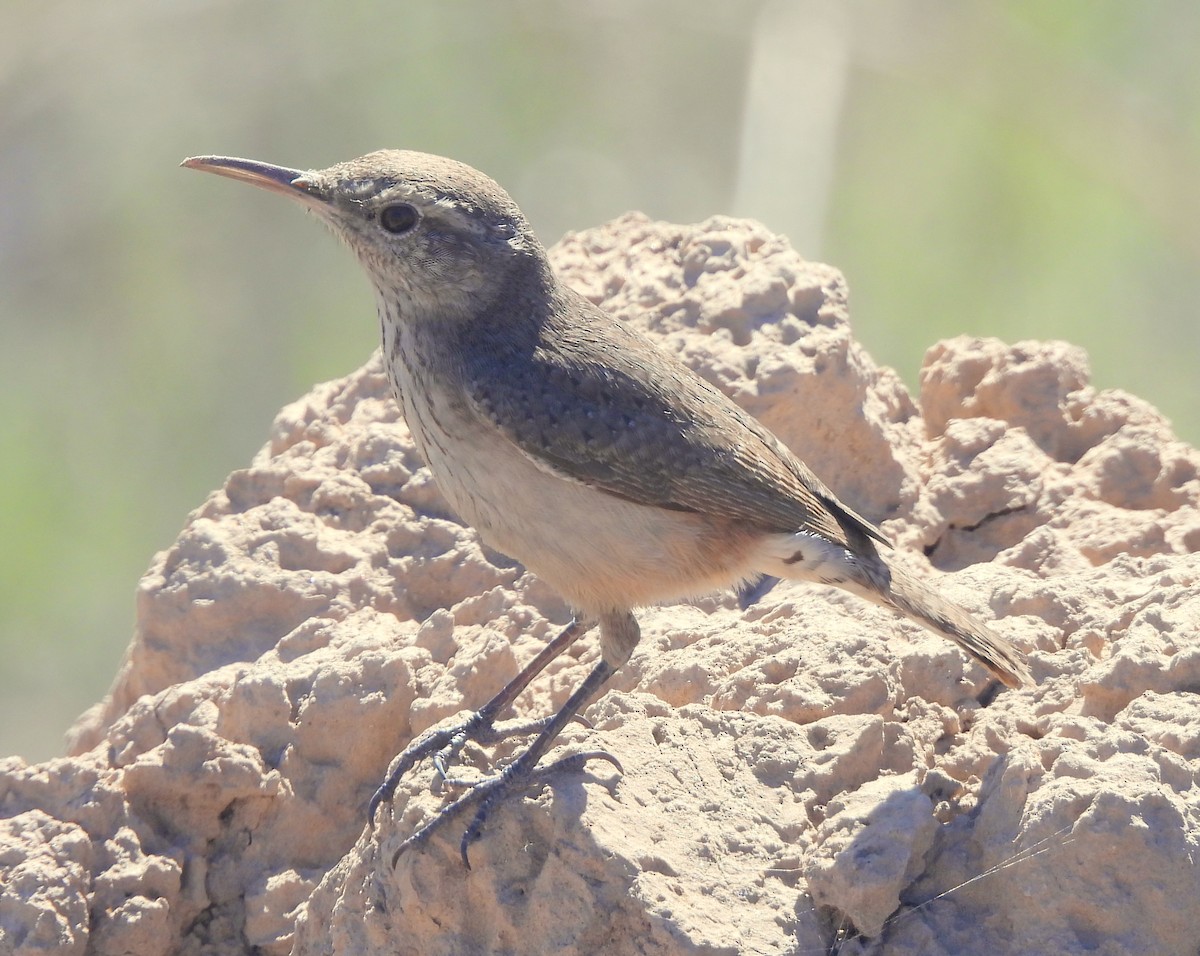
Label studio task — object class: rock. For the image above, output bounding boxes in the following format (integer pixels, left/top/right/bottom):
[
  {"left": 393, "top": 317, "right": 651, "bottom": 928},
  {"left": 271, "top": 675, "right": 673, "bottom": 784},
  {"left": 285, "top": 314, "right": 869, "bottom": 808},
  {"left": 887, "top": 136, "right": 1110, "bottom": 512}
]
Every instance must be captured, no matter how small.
[{"left": 3, "top": 213, "right": 1199, "bottom": 955}]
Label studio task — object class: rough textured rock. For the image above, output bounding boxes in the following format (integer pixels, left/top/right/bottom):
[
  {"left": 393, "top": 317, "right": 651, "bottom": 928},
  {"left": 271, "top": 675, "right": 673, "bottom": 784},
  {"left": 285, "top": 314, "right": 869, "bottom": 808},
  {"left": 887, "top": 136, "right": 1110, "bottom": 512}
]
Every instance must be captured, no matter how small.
[{"left": 3, "top": 212, "right": 1199, "bottom": 955}]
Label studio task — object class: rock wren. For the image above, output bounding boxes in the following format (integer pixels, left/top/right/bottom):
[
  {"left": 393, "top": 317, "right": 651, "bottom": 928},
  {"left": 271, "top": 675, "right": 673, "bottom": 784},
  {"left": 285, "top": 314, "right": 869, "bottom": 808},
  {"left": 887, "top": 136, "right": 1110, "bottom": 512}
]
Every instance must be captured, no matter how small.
[{"left": 183, "top": 150, "right": 1033, "bottom": 863}]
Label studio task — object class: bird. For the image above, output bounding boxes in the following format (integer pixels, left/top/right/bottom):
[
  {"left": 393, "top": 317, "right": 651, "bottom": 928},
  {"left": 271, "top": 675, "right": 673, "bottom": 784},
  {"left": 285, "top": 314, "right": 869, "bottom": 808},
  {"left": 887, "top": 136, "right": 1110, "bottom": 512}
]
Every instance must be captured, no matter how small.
[{"left": 183, "top": 150, "right": 1033, "bottom": 866}]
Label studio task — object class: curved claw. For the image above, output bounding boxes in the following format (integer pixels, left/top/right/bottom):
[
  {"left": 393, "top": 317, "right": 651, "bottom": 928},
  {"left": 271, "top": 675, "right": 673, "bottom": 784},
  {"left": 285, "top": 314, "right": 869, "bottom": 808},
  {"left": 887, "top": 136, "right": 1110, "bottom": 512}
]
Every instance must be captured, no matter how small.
[
  {"left": 432, "top": 729, "right": 472, "bottom": 782},
  {"left": 388, "top": 768, "right": 505, "bottom": 869},
  {"left": 369, "top": 716, "right": 485, "bottom": 827},
  {"left": 544, "top": 749, "right": 624, "bottom": 777}
]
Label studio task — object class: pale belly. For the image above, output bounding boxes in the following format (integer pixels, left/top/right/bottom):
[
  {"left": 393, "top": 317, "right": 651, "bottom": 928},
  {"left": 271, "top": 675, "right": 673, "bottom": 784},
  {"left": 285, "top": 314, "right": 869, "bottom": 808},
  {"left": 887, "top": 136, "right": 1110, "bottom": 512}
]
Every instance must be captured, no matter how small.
[{"left": 397, "top": 376, "right": 759, "bottom": 614}]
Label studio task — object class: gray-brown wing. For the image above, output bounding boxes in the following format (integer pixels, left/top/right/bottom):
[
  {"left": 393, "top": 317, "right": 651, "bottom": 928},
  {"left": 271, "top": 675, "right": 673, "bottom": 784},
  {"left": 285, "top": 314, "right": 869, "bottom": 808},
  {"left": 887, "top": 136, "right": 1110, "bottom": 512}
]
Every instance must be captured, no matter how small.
[{"left": 456, "top": 289, "right": 889, "bottom": 552}]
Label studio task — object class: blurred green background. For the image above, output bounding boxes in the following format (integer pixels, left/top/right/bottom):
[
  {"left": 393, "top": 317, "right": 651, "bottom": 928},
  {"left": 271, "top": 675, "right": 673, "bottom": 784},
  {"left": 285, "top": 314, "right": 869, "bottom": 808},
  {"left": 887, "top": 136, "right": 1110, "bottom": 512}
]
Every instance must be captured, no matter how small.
[{"left": 2, "top": 0, "right": 1197, "bottom": 760}]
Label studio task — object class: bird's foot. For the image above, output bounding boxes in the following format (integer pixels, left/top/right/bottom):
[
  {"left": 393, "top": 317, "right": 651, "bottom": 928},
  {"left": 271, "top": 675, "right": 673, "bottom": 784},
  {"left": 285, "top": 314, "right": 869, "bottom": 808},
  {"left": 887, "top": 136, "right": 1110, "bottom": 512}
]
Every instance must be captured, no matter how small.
[
  {"left": 368, "top": 616, "right": 595, "bottom": 827},
  {"left": 378, "top": 657, "right": 621, "bottom": 868},
  {"left": 369, "top": 709, "right": 562, "bottom": 826},
  {"left": 390, "top": 746, "right": 623, "bottom": 869}
]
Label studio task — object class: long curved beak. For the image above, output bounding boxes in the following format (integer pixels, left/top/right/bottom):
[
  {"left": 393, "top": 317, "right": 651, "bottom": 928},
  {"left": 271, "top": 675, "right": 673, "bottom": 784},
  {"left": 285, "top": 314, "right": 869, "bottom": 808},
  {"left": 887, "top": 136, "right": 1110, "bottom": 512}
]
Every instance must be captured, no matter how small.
[{"left": 181, "top": 155, "right": 329, "bottom": 211}]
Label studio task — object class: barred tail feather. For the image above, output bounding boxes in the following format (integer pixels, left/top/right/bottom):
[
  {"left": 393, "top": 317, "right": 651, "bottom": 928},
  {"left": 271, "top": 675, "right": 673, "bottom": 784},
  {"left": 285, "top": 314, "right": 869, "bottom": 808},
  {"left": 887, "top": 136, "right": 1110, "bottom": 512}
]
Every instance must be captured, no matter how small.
[
  {"left": 876, "top": 566, "right": 1033, "bottom": 688},
  {"left": 757, "top": 531, "right": 1034, "bottom": 688}
]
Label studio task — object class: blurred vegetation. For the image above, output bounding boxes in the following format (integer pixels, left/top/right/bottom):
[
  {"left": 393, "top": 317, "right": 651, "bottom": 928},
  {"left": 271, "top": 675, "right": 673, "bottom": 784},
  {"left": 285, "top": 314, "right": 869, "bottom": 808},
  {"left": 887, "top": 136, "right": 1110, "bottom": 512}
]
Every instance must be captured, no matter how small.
[{"left": 2, "top": 0, "right": 1196, "bottom": 760}]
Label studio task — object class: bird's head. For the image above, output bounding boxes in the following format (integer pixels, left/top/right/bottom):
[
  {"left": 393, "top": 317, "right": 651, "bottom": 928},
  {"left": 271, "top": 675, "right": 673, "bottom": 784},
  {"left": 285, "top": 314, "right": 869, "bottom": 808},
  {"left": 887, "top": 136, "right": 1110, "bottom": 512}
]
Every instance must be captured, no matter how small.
[{"left": 183, "top": 150, "right": 544, "bottom": 323}]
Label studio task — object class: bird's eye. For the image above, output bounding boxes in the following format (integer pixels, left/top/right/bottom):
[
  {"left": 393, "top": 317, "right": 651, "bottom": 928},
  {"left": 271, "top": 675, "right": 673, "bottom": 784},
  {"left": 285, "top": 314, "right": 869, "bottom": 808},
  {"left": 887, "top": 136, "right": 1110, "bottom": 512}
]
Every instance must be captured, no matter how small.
[{"left": 379, "top": 203, "right": 419, "bottom": 234}]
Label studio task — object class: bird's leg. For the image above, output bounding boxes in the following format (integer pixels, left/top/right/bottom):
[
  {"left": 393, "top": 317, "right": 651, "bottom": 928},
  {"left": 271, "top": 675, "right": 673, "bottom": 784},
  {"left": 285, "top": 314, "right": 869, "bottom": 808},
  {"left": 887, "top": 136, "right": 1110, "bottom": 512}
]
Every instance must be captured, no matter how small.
[
  {"left": 390, "top": 610, "right": 639, "bottom": 868},
  {"left": 392, "top": 657, "right": 621, "bottom": 869},
  {"left": 368, "top": 615, "right": 592, "bottom": 826}
]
